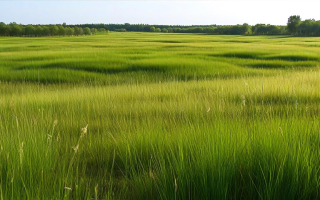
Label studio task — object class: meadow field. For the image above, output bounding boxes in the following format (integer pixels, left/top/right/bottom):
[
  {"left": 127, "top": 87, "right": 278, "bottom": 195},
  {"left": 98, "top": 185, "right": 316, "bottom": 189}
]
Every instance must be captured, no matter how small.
[{"left": 1, "top": 33, "right": 320, "bottom": 199}]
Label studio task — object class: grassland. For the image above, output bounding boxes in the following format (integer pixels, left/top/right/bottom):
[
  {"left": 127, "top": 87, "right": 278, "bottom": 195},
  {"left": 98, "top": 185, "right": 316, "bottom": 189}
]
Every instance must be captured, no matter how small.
[{"left": 1, "top": 33, "right": 320, "bottom": 199}]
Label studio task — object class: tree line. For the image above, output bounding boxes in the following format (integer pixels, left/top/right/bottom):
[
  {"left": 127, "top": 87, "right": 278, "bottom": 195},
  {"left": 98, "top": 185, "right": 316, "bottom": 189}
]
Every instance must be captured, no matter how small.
[
  {"left": 1, "top": 16, "right": 319, "bottom": 37},
  {"left": 0, "top": 22, "right": 107, "bottom": 37},
  {"left": 74, "top": 23, "right": 286, "bottom": 35},
  {"left": 287, "top": 15, "right": 320, "bottom": 36},
  {"left": 0, "top": 22, "right": 287, "bottom": 37}
]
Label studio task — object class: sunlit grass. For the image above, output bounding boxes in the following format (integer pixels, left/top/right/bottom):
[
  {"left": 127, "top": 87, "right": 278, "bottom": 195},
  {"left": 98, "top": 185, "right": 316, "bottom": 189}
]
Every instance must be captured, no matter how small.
[
  {"left": 0, "top": 33, "right": 320, "bottom": 199},
  {"left": 1, "top": 33, "right": 320, "bottom": 84}
]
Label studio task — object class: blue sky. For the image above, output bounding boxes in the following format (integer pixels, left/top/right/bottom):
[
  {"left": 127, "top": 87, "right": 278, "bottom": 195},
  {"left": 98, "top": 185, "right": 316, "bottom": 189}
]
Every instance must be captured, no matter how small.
[{"left": 0, "top": 1, "right": 319, "bottom": 25}]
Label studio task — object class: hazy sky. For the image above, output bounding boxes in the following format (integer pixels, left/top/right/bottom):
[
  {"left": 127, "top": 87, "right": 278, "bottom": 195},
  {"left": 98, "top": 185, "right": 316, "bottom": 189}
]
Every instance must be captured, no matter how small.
[{"left": 0, "top": 1, "right": 319, "bottom": 25}]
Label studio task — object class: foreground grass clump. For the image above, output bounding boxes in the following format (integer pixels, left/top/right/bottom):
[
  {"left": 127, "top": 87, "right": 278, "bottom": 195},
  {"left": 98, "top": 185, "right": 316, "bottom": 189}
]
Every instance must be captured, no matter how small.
[{"left": 1, "top": 33, "right": 320, "bottom": 199}]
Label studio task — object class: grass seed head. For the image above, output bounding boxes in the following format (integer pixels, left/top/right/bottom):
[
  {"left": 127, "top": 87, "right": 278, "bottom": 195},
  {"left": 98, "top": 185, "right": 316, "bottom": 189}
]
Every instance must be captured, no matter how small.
[
  {"left": 149, "top": 170, "right": 156, "bottom": 181},
  {"left": 72, "top": 144, "right": 79, "bottom": 152},
  {"left": 53, "top": 119, "right": 58, "bottom": 127},
  {"left": 19, "top": 142, "right": 24, "bottom": 165},
  {"left": 241, "top": 95, "right": 246, "bottom": 106},
  {"left": 174, "top": 177, "right": 178, "bottom": 193},
  {"left": 95, "top": 184, "right": 99, "bottom": 199},
  {"left": 80, "top": 124, "right": 88, "bottom": 138},
  {"left": 64, "top": 187, "right": 72, "bottom": 191},
  {"left": 279, "top": 127, "right": 283, "bottom": 136}
]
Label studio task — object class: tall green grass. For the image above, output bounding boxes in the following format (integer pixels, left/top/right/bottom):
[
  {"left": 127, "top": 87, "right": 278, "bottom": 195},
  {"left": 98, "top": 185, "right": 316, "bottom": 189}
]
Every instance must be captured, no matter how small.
[
  {"left": 1, "top": 33, "right": 319, "bottom": 84},
  {"left": 0, "top": 33, "right": 320, "bottom": 199}
]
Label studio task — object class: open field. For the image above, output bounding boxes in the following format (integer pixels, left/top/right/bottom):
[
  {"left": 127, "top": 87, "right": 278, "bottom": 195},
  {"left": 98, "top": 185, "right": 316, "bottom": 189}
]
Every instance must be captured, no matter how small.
[{"left": 1, "top": 33, "right": 320, "bottom": 199}]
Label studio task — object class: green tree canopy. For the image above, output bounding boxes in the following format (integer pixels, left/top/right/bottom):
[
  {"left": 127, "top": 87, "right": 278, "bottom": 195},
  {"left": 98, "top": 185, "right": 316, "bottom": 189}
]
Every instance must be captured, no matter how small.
[
  {"left": 42, "top": 26, "right": 50, "bottom": 36},
  {"left": 0, "top": 22, "right": 10, "bottom": 36},
  {"left": 91, "top": 28, "right": 98, "bottom": 35},
  {"left": 162, "top": 28, "right": 168, "bottom": 33},
  {"left": 35, "top": 26, "right": 43, "bottom": 36},
  {"left": 50, "top": 25, "right": 59, "bottom": 36},
  {"left": 10, "top": 22, "right": 22, "bottom": 36},
  {"left": 99, "top": 28, "right": 106, "bottom": 33},
  {"left": 65, "top": 27, "right": 74, "bottom": 36},
  {"left": 287, "top": 15, "right": 301, "bottom": 35},
  {"left": 79, "top": 27, "right": 84, "bottom": 35},
  {"left": 25, "top": 25, "right": 35, "bottom": 36},
  {"left": 150, "top": 26, "right": 156, "bottom": 32},
  {"left": 58, "top": 25, "right": 66, "bottom": 36},
  {"left": 83, "top": 27, "right": 91, "bottom": 35}
]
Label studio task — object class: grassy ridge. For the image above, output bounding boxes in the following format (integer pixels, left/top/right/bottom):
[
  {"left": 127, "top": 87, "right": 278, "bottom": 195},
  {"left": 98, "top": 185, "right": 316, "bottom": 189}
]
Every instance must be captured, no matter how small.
[
  {"left": 1, "top": 33, "right": 319, "bottom": 84},
  {"left": 1, "top": 33, "right": 320, "bottom": 199}
]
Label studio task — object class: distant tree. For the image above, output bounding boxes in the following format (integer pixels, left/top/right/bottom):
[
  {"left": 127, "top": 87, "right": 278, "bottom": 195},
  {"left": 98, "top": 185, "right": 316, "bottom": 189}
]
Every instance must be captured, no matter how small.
[
  {"left": 150, "top": 26, "right": 156, "bottom": 32},
  {"left": 313, "top": 21, "right": 320, "bottom": 35},
  {"left": 50, "top": 25, "right": 59, "bottom": 36},
  {"left": 91, "top": 28, "right": 98, "bottom": 35},
  {"left": 253, "top": 24, "right": 285, "bottom": 35},
  {"left": 99, "top": 28, "right": 106, "bottom": 33},
  {"left": 268, "top": 25, "right": 282, "bottom": 35},
  {"left": 35, "top": 26, "right": 43, "bottom": 36},
  {"left": 287, "top": 15, "right": 301, "bottom": 35},
  {"left": 83, "top": 27, "right": 91, "bottom": 35},
  {"left": 42, "top": 26, "right": 50, "bottom": 36},
  {"left": 253, "top": 24, "right": 266, "bottom": 34},
  {"left": 114, "top": 28, "right": 126, "bottom": 32},
  {"left": 70, "top": 27, "right": 75, "bottom": 36},
  {"left": 242, "top": 23, "right": 252, "bottom": 35},
  {"left": 0, "top": 22, "right": 10, "bottom": 36},
  {"left": 298, "top": 19, "right": 315, "bottom": 36},
  {"left": 79, "top": 27, "right": 84, "bottom": 35},
  {"left": 58, "top": 25, "right": 66, "bottom": 36},
  {"left": 162, "top": 28, "right": 168, "bottom": 33},
  {"left": 9, "top": 22, "right": 22, "bottom": 36},
  {"left": 173, "top": 28, "right": 182, "bottom": 33},
  {"left": 155, "top": 28, "right": 161, "bottom": 32},
  {"left": 192, "top": 27, "right": 204, "bottom": 33},
  {"left": 203, "top": 27, "right": 215, "bottom": 34},
  {"left": 74, "top": 26, "right": 80, "bottom": 36},
  {"left": 25, "top": 25, "right": 35, "bottom": 36},
  {"left": 65, "top": 27, "right": 74, "bottom": 36}
]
